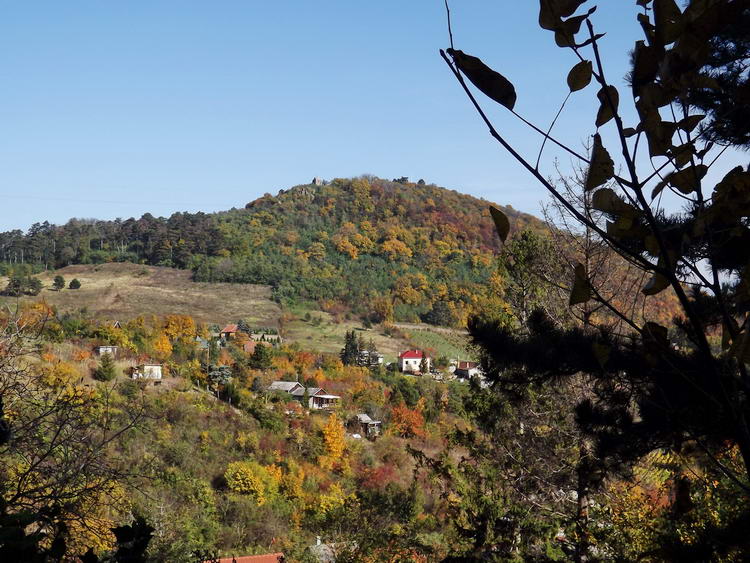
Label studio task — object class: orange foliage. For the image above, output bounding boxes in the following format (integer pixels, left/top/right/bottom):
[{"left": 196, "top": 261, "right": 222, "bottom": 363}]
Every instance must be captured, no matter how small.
[
  {"left": 389, "top": 403, "right": 426, "bottom": 439},
  {"left": 72, "top": 348, "right": 92, "bottom": 362}
]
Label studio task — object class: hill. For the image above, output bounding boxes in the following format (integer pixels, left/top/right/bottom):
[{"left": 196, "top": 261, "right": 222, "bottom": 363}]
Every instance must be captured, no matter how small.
[
  {"left": 0, "top": 177, "right": 543, "bottom": 326},
  {"left": 0, "top": 263, "right": 282, "bottom": 327}
]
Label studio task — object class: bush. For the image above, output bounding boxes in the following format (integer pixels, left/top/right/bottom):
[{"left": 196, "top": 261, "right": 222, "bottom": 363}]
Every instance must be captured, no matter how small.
[
  {"left": 53, "top": 275, "right": 65, "bottom": 291},
  {"left": 69, "top": 278, "right": 81, "bottom": 289}
]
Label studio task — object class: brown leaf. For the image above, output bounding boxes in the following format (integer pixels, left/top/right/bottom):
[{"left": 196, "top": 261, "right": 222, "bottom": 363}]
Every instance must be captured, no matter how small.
[
  {"left": 584, "top": 134, "right": 615, "bottom": 191},
  {"left": 595, "top": 85, "right": 619, "bottom": 127},
  {"left": 448, "top": 49, "right": 517, "bottom": 111},
  {"left": 654, "top": 0, "right": 682, "bottom": 45},
  {"left": 642, "top": 272, "right": 670, "bottom": 295},
  {"left": 539, "top": 0, "right": 587, "bottom": 31},
  {"left": 677, "top": 114, "right": 704, "bottom": 133},
  {"left": 653, "top": 164, "right": 708, "bottom": 197},
  {"left": 569, "top": 262, "right": 592, "bottom": 306},
  {"left": 489, "top": 206, "right": 510, "bottom": 243},
  {"left": 567, "top": 60, "right": 592, "bottom": 92}
]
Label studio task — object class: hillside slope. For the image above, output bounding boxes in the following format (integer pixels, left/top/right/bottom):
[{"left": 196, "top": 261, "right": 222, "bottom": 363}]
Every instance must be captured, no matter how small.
[
  {"left": 0, "top": 263, "right": 281, "bottom": 327},
  {"left": 1, "top": 177, "right": 543, "bottom": 326}
]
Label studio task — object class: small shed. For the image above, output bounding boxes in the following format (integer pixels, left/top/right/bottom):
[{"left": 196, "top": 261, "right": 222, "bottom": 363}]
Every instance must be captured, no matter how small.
[
  {"left": 354, "top": 413, "right": 382, "bottom": 438},
  {"left": 132, "top": 364, "right": 163, "bottom": 380},
  {"left": 220, "top": 324, "right": 239, "bottom": 340},
  {"left": 95, "top": 345, "right": 118, "bottom": 358},
  {"left": 454, "top": 361, "right": 482, "bottom": 380}
]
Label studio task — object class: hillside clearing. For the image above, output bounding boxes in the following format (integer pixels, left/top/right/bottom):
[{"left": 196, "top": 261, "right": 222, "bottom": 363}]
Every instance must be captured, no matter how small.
[{"left": 1, "top": 263, "right": 281, "bottom": 327}]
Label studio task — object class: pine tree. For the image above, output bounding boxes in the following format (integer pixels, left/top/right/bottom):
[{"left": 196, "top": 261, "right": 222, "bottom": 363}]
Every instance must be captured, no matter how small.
[
  {"left": 92, "top": 353, "right": 117, "bottom": 382},
  {"left": 250, "top": 343, "right": 273, "bottom": 370},
  {"left": 340, "top": 330, "right": 359, "bottom": 365}
]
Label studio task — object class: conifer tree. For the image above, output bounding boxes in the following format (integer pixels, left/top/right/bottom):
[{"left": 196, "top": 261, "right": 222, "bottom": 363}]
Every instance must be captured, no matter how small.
[{"left": 92, "top": 353, "right": 117, "bottom": 382}]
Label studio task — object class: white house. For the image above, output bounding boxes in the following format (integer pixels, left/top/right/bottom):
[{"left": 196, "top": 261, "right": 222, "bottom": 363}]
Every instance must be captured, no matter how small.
[
  {"left": 132, "top": 364, "right": 163, "bottom": 380},
  {"left": 454, "top": 361, "right": 482, "bottom": 380},
  {"left": 95, "top": 345, "right": 118, "bottom": 358},
  {"left": 398, "top": 350, "right": 430, "bottom": 374}
]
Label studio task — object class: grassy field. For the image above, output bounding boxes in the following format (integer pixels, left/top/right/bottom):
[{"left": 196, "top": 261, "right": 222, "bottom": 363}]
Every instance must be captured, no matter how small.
[
  {"left": 283, "top": 308, "right": 408, "bottom": 361},
  {"left": 283, "top": 307, "right": 475, "bottom": 362},
  {"left": 0, "top": 263, "right": 281, "bottom": 327},
  {"left": 398, "top": 328, "right": 475, "bottom": 361}
]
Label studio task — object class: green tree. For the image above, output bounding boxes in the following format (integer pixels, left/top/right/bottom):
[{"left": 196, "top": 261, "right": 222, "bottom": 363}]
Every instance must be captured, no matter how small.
[
  {"left": 419, "top": 354, "right": 428, "bottom": 375},
  {"left": 68, "top": 278, "right": 81, "bottom": 290},
  {"left": 53, "top": 275, "right": 65, "bottom": 291},
  {"left": 92, "top": 353, "right": 117, "bottom": 382},
  {"left": 444, "top": 0, "right": 750, "bottom": 556},
  {"left": 249, "top": 343, "right": 273, "bottom": 370},
  {"left": 340, "top": 330, "right": 359, "bottom": 366},
  {"left": 25, "top": 277, "right": 42, "bottom": 296}
]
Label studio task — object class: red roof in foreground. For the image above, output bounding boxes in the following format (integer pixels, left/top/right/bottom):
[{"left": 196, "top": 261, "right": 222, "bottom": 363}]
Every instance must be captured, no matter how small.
[
  {"left": 210, "top": 554, "right": 284, "bottom": 563},
  {"left": 399, "top": 350, "right": 425, "bottom": 359},
  {"left": 221, "top": 324, "right": 239, "bottom": 333}
]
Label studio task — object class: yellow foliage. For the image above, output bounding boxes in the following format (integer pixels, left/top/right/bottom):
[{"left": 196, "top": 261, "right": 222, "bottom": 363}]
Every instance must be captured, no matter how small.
[
  {"left": 151, "top": 332, "right": 173, "bottom": 361},
  {"left": 334, "top": 236, "right": 359, "bottom": 259},
  {"left": 163, "top": 315, "right": 196, "bottom": 343},
  {"left": 320, "top": 413, "right": 346, "bottom": 469},
  {"left": 224, "top": 461, "right": 280, "bottom": 505},
  {"left": 317, "top": 483, "right": 350, "bottom": 515},
  {"left": 381, "top": 238, "right": 413, "bottom": 261}
]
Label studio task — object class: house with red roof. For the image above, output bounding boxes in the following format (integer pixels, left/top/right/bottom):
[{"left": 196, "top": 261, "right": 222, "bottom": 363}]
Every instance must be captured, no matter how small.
[
  {"left": 220, "top": 324, "right": 239, "bottom": 340},
  {"left": 398, "top": 350, "right": 430, "bottom": 374}
]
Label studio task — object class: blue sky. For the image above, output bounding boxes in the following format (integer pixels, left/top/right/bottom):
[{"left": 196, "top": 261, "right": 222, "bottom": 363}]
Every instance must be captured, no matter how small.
[{"left": 0, "top": 2, "right": 669, "bottom": 230}]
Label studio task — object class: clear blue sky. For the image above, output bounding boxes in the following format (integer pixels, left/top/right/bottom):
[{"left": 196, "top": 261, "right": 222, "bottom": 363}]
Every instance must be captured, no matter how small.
[{"left": 1, "top": 2, "right": 651, "bottom": 230}]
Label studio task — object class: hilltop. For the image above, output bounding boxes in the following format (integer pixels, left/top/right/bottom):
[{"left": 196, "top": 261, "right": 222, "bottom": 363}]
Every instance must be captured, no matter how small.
[{"left": 0, "top": 177, "right": 542, "bottom": 327}]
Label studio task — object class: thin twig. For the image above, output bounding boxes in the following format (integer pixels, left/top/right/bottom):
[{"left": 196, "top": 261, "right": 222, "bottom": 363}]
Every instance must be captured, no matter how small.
[{"left": 535, "top": 92, "right": 572, "bottom": 170}]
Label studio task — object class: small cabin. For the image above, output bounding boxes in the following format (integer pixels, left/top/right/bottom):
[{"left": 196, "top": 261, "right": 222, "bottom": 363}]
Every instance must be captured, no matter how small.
[
  {"left": 353, "top": 413, "right": 382, "bottom": 438},
  {"left": 454, "top": 361, "right": 482, "bottom": 380},
  {"left": 220, "top": 324, "right": 239, "bottom": 340},
  {"left": 95, "top": 345, "right": 118, "bottom": 358},
  {"left": 132, "top": 364, "right": 163, "bottom": 380}
]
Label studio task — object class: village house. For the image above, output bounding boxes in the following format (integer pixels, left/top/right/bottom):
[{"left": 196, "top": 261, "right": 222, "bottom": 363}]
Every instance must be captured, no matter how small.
[
  {"left": 351, "top": 413, "right": 382, "bottom": 438},
  {"left": 268, "top": 381, "right": 304, "bottom": 395},
  {"left": 95, "top": 345, "right": 118, "bottom": 358},
  {"left": 220, "top": 324, "right": 239, "bottom": 340},
  {"left": 454, "top": 361, "right": 482, "bottom": 380},
  {"left": 268, "top": 381, "right": 341, "bottom": 410},
  {"left": 131, "top": 364, "right": 163, "bottom": 381},
  {"left": 398, "top": 350, "right": 431, "bottom": 374}
]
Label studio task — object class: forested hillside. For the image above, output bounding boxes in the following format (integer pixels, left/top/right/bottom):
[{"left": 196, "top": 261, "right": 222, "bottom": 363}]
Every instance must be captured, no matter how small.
[{"left": 0, "top": 177, "right": 542, "bottom": 326}]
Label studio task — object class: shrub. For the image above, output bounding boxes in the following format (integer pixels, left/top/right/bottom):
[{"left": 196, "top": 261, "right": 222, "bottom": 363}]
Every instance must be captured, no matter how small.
[{"left": 69, "top": 278, "right": 81, "bottom": 289}]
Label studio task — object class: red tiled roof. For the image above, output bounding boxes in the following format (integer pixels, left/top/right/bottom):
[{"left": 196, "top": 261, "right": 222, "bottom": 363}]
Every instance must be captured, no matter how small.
[
  {"left": 221, "top": 324, "right": 239, "bottom": 333},
  {"left": 210, "top": 554, "right": 284, "bottom": 563},
  {"left": 457, "top": 361, "right": 478, "bottom": 369},
  {"left": 399, "top": 350, "right": 424, "bottom": 359}
]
